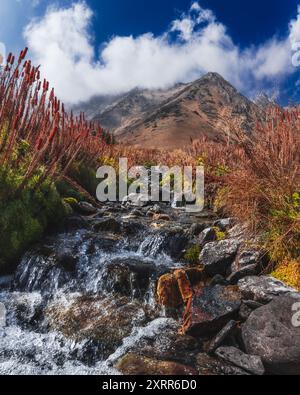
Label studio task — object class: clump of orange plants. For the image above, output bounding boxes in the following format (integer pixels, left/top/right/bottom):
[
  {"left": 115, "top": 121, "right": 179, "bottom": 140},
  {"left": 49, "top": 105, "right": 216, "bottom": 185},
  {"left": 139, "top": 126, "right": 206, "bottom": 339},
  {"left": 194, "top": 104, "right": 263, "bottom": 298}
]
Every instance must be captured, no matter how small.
[{"left": 222, "top": 107, "right": 300, "bottom": 268}]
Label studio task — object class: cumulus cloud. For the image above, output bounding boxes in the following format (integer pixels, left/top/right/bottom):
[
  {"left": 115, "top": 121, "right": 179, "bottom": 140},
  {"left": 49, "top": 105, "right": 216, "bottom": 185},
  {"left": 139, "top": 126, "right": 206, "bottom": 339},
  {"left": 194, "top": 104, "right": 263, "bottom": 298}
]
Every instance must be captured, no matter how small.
[{"left": 23, "top": 1, "right": 299, "bottom": 104}]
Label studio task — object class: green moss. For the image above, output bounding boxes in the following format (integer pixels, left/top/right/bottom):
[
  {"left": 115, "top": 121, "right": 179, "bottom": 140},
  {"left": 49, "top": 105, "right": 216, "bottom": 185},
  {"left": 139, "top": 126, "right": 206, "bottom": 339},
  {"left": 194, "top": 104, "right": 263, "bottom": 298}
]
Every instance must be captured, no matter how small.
[
  {"left": 0, "top": 179, "right": 69, "bottom": 273},
  {"left": 184, "top": 245, "right": 201, "bottom": 265},
  {"left": 68, "top": 162, "right": 98, "bottom": 197},
  {"left": 213, "top": 227, "right": 226, "bottom": 241}
]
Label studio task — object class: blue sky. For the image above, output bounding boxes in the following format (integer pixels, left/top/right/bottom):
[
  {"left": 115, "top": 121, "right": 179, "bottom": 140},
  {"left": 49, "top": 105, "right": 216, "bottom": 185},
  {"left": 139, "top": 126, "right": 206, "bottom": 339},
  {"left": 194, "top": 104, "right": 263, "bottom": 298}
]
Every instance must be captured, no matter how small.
[{"left": 1, "top": 0, "right": 300, "bottom": 104}]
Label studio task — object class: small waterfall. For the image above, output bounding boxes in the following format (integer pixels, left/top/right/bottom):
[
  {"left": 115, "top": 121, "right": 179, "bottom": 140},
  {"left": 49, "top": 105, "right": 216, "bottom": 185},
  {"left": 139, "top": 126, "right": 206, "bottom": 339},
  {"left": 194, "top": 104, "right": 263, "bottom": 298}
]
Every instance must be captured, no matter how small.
[
  {"left": 138, "top": 233, "right": 166, "bottom": 257},
  {"left": 0, "top": 215, "right": 188, "bottom": 375}
]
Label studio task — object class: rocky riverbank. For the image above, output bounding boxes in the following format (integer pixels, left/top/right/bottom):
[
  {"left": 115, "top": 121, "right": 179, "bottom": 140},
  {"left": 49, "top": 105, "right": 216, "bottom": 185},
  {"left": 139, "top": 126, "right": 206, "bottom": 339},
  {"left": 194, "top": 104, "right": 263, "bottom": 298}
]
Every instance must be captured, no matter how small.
[{"left": 0, "top": 199, "right": 299, "bottom": 375}]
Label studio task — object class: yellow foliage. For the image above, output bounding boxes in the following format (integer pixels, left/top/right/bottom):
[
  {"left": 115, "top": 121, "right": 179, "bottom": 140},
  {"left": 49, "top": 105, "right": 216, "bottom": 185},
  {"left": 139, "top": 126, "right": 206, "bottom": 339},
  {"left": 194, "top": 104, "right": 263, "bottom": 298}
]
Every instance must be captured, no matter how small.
[{"left": 272, "top": 260, "right": 300, "bottom": 291}]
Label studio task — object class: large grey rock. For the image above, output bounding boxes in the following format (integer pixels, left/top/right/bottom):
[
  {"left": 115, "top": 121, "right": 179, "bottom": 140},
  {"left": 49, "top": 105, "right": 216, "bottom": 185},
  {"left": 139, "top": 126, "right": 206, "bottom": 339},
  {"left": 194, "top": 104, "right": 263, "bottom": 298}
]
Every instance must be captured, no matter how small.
[
  {"left": 242, "top": 294, "right": 300, "bottom": 375},
  {"left": 238, "top": 276, "right": 295, "bottom": 304},
  {"left": 215, "top": 346, "right": 265, "bottom": 376},
  {"left": 200, "top": 239, "right": 240, "bottom": 277}
]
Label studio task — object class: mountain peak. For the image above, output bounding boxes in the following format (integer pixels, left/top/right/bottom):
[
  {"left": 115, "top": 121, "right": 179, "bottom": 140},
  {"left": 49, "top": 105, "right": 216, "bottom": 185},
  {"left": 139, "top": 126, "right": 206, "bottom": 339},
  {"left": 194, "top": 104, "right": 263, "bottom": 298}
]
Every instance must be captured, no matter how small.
[{"left": 78, "top": 74, "right": 263, "bottom": 149}]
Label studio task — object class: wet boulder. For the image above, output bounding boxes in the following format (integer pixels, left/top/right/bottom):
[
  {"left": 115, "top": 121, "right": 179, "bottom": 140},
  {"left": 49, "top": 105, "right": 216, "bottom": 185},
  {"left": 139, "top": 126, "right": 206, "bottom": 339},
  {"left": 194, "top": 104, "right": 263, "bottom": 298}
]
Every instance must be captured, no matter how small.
[
  {"left": 115, "top": 353, "right": 198, "bottom": 375},
  {"left": 56, "top": 250, "right": 78, "bottom": 273},
  {"left": 46, "top": 296, "right": 147, "bottom": 359},
  {"left": 238, "top": 276, "right": 295, "bottom": 304},
  {"left": 215, "top": 346, "right": 265, "bottom": 376},
  {"left": 242, "top": 294, "right": 300, "bottom": 375},
  {"left": 182, "top": 285, "right": 242, "bottom": 337},
  {"left": 100, "top": 258, "right": 157, "bottom": 299},
  {"left": 93, "top": 218, "right": 121, "bottom": 233},
  {"left": 200, "top": 239, "right": 240, "bottom": 277}
]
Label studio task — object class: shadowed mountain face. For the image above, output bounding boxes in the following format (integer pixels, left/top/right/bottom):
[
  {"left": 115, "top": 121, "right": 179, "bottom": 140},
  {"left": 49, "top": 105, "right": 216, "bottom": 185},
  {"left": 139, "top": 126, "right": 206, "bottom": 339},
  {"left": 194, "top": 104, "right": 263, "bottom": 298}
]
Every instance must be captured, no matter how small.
[{"left": 77, "top": 73, "right": 265, "bottom": 149}]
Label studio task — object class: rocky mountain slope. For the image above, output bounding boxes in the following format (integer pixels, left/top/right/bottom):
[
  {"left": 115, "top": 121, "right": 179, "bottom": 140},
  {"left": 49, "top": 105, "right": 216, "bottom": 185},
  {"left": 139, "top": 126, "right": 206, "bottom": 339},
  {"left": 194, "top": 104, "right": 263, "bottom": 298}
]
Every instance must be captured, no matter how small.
[{"left": 78, "top": 73, "right": 265, "bottom": 149}]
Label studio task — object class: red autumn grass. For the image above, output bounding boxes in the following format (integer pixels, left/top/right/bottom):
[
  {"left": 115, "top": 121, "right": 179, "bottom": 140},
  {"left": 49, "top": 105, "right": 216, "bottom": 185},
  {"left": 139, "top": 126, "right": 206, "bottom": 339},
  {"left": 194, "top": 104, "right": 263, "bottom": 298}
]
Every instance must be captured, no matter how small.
[{"left": 223, "top": 107, "right": 300, "bottom": 262}]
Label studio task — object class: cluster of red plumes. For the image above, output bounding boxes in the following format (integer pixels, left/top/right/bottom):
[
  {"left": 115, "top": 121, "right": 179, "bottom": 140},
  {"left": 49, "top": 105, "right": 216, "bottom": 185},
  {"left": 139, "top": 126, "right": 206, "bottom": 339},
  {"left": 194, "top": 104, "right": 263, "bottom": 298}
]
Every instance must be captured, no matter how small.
[{"left": 0, "top": 48, "right": 108, "bottom": 194}]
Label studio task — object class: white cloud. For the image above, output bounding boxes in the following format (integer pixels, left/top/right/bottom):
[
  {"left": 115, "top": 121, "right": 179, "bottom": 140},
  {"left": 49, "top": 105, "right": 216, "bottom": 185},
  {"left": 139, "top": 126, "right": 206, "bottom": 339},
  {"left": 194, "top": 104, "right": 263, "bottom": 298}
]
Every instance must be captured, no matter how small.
[{"left": 23, "top": 1, "right": 299, "bottom": 104}]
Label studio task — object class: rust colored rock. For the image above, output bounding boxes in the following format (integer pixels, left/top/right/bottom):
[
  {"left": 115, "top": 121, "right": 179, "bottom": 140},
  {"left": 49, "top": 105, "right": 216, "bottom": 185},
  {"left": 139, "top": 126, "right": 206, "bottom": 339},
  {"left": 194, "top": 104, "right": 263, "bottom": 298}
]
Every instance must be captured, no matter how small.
[
  {"left": 115, "top": 353, "right": 198, "bottom": 375},
  {"left": 157, "top": 273, "right": 182, "bottom": 308}
]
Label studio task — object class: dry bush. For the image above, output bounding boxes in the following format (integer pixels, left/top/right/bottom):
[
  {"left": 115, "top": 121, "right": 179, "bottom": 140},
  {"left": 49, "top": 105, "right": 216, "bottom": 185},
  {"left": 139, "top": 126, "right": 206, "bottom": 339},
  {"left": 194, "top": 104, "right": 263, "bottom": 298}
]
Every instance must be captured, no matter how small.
[{"left": 224, "top": 108, "right": 300, "bottom": 262}]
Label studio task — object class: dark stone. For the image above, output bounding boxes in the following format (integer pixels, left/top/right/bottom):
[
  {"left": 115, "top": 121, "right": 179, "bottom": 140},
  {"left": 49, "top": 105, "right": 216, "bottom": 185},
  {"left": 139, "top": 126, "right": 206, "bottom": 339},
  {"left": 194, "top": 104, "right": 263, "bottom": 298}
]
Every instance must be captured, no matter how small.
[
  {"left": 215, "top": 346, "right": 265, "bottom": 376},
  {"left": 184, "top": 285, "right": 242, "bottom": 337},
  {"left": 196, "top": 353, "right": 249, "bottom": 375},
  {"left": 210, "top": 274, "right": 229, "bottom": 287},
  {"left": 239, "top": 303, "right": 254, "bottom": 322},
  {"left": 101, "top": 258, "right": 157, "bottom": 298},
  {"left": 200, "top": 239, "right": 240, "bottom": 277},
  {"left": 227, "top": 264, "right": 258, "bottom": 285},
  {"left": 239, "top": 300, "right": 264, "bottom": 322},
  {"left": 242, "top": 293, "right": 300, "bottom": 375},
  {"left": 47, "top": 296, "right": 147, "bottom": 360},
  {"left": 56, "top": 251, "right": 78, "bottom": 272},
  {"left": 189, "top": 223, "right": 206, "bottom": 237},
  {"left": 93, "top": 218, "right": 121, "bottom": 233},
  {"left": 208, "top": 321, "right": 238, "bottom": 354},
  {"left": 231, "top": 249, "right": 265, "bottom": 273},
  {"left": 199, "top": 228, "right": 217, "bottom": 246},
  {"left": 65, "top": 216, "right": 89, "bottom": 231}
]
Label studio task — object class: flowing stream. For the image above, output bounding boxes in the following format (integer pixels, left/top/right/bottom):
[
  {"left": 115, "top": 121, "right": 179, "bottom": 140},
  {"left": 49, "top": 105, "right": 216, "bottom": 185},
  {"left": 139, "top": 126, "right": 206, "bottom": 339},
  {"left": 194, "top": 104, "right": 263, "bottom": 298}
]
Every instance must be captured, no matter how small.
[{"left": 0, "top": 212, "right": 197, "bottom": 375}]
